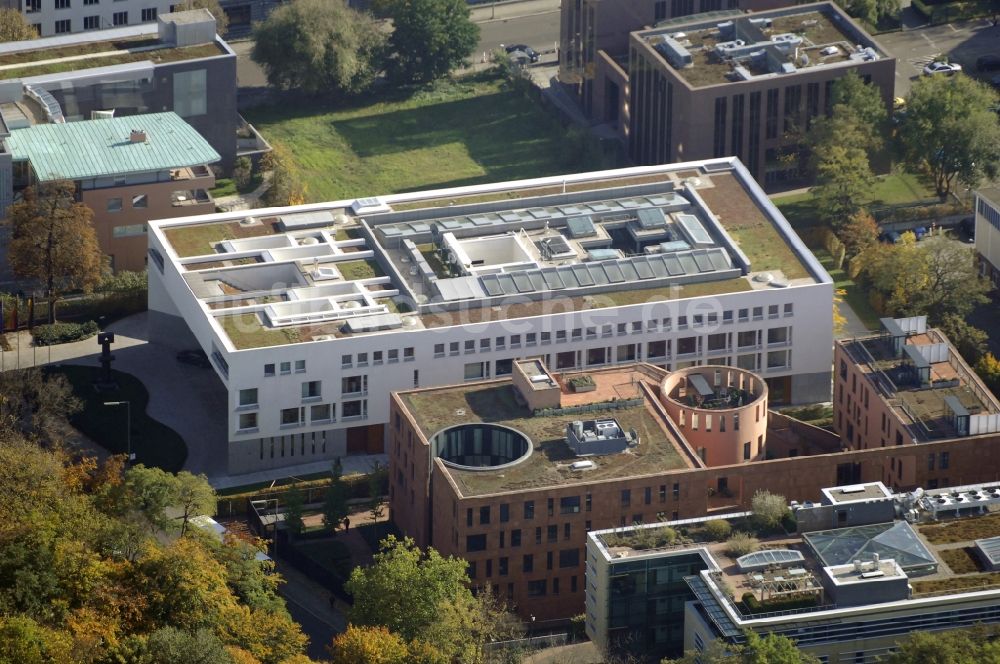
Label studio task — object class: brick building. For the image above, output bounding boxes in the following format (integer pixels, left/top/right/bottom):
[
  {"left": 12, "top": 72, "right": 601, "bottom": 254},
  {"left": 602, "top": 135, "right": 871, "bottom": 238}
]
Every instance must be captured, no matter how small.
[{"left": 388, "top": 356, "right": 1000, "bottom": 624}]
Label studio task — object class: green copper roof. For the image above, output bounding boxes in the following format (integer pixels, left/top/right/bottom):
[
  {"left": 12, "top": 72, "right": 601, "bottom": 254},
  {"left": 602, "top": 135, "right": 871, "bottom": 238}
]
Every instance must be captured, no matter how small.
[{"left": 5, "top": 111, "right": 220, "bottom": 181}]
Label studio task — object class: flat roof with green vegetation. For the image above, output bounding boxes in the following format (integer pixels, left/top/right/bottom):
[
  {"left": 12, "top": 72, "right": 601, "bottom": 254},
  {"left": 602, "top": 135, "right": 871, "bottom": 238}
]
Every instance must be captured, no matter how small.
[
  {"left": 0, "top": 38, "right": 225, "bottom": 80},
  {"left": 400, "top": 375, "right": 692, "bottom": 497},
  {"left": 244, "top": 75, "right": 599, "bottom": 202}
]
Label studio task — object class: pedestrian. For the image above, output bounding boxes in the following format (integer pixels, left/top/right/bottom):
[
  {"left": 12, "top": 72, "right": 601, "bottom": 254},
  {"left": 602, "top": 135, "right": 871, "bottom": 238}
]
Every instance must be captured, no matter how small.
[{"left": 343, "top": 517, "right": 350, "bottom": 532}]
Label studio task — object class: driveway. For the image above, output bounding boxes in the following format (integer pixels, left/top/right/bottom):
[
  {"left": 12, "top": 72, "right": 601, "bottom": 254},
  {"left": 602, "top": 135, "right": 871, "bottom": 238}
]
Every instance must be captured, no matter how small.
[{"left": 877, "top": 18, "right": 1000, "bottom": 97}]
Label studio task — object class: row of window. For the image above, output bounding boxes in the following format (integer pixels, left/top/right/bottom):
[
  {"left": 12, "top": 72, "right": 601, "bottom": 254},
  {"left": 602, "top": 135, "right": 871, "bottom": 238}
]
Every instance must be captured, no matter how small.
[
  {"left": 467, "top": 486, "right": 684, "bottom": 528},
  {"left": 470, "top": 577, "right": 580, "bottom": 601},
  {"left": 237, "top": 400, "right": 368, "bottom": 431},
  {"left": 466, "top": 550, "right": 581, "bottom": 579},
  {"left": 978, "top": 196, "right": 1000, "bottom": 232},
  {"left": 107, "top": 194, "right": 148, "bottom": 212},
  {"left": 239, "top": 376, "right": 370, "bottom": 408},
  {"left": 341, "top": 348, "right": 413, "bottom": 368},
  {"left": 50, "top": 11, "right": 133, "bottom": 32},
  {"left": 33, "top": 0, "right": 143, "bottom": 8}
]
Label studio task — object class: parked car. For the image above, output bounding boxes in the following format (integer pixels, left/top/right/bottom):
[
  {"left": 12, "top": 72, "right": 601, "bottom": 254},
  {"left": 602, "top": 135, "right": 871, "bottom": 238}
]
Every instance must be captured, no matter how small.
[
  {"left": 881, "top": 230, "right": 902, "bottom": 244},
  {"left": 504, "top": 44, "right": 539, "bottom": 63},
  {"left": 977, "top": 54, "right": 1000, "bottom": 72},
  {"left": 923, "top": 61, "right": 962, "bottom": 76},
  {"left": 177, "top": 349, "right": 211, "bottom": 368},
  {"left": 913, "top": 226, "right": 927, "bottom": 240}
]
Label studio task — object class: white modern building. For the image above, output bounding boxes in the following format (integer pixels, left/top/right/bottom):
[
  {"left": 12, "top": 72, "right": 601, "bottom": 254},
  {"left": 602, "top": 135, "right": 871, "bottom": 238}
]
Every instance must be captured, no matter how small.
[
  {"left": 8, "top": 0, "right": 177, "bottom": 36},
  {"left": 147, "top": 158, "right": 834, "bottom": 474},
  {"left": 586, "top": 481, "right": 1000, "bottom": 662},
  {"left": 974, "top": 187, "right": 1000, "bottom": 289}
]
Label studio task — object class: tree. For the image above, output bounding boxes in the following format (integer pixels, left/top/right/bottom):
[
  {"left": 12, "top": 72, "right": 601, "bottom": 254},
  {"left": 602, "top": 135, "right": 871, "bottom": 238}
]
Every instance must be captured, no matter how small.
[
  {"left": 899, "top": 75, "right": 1000, "bottom": 197},
  {"left": 810, "top": 71, "right": 888, "bottom": 162},
  {"left": 232, "top": 156, "right": 253, "bottom": 191},
  {"left": 809, "top": 145, "right": 874, "bottom": 229},
  {"left": 252, "top": 0, "right": 386, "bottom": 97},
  {"left": 838, "top": 210, "right": 879, "bottom": 258},
  {"left": 832, "top": 0, "right": 899, "bottom": 29},
  {"left": 260, "top": 147, "right": 306, "bottom": 207},
  {"left": 284, "top": 486, "right": 305, "bottom": 537},
  {"left": 346, "top": 536, "right": 471, "bottom": 646},
  {"left": 0, "top": 369, "right": 80, "bottom": 446},
  {"left": 323, "top": 459, "right": 350, "bottom": 534},
  {"left": 750, "top": 490, "right": 788, "bottom": 532},
  {"left": 8, "top": 182, "right": 104, "bottom": 322},
  {"left": 175, "top": 0, "right": 229, "bottom": 35},
  {"left": 882, "top": 625, "right": 1000, "bottom": 663},
  {"left": 0, "top": 616, "right": 75, "bottom": 664},
  {"left": 367, "top": 462, "right": 387, "bottom": 546},
  {"left": 384, "top": 0, "right": 479, "bottom": 83},
  {"left": 975, "top": 352, "right": 1000, "bottom": 397},
  {"left": 0, "top": 8, "right": 38, "bottom": 43},
  {"left": 940, "top": 315, "right": 989, "bottom": 365},
  {"left": 665, "top": 631, "right": 820, "bottom": 664},
  {"left": 328, "top": 625, "right": 410, "bottom": 664},
  {"left": 122, "top": 465, "right": 179, "bottom": 532},
  {"left": 175, "top": 471, "right": 216, "bottom": 536},
  {"left": 425, "top": 585, "right": 523, "bottom": 664},
  {"left": 143, "top": 627, "right": 234, "bottom": 664}
]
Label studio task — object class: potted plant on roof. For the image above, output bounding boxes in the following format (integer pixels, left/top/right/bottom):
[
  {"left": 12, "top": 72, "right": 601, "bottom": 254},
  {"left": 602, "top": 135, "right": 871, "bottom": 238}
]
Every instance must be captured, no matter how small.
[{"left": 568, "top": 374, "right": 596, "bottom": 393}]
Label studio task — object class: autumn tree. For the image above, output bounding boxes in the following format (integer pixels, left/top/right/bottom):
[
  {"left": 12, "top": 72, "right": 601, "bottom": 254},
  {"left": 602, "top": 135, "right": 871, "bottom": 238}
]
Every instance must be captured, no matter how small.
[
  {"left": 252, "top": 0, "right": 386, "bottom": 97},
  {"left": 882, "top": 626, "right": 1000, "bottom": 663},
  {"left": 175, "top": 471, "right": 217, "bottom": 536},
  {"left": 976, "top": 352, "right": 1000, "bottom": 397},
  {"left": 0, "top": 8, "right": 38, "bottom": 42},
  {"left": 665, "top": 631, "right": 820, "bottom": 664},
  {"left": 328, "top": 625, "right": 410, "bottom": 664},
  {"left": 941, "top": 315, "right": 989, "bottom": 365},
  {"left": 175, "top": 0, "right": 229, "bottom": 34},
  {"left": 899, "top": 75, "right": 1000, "bottom": 197},
  {"left": 8, "top": 182, "right": 104, "bottom": 322},
  {"left": 0, "top": 368, "right": 80, "bottom": 446},
  {"left": 260, "top": 147, "right": 306, "bottom": 207},
  {"left": 838, "top": 210, "right": 879, "bottom": 257},
  {"left": 115, "top": 465, "right": 215, "bottom": 535},
  {"left": 383, "top": 0, "right": 479, "bottom": 83}
]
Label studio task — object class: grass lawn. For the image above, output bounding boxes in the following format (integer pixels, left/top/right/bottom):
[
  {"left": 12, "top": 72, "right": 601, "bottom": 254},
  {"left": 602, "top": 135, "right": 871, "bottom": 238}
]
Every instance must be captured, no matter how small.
[
  {"left": 47, "top": 365, "right": 187, "bottom": 472},
  {"left": 813, "top": 248, "right": 881, "bottom": 333},
  {"left": 337, "top": 259, "right": 385, "bottom": 281},
  {"left": 244, "top": 76, "right": 594, "bottom": 202},
  {"left": 772, "top": 171, "right": 937, "bottom": 230},
  {"left": 218, "top": 313, "right": 300, "bottom": 350},
  {"left": 210, "top": 175, "right": 264, "bottom": 199}
]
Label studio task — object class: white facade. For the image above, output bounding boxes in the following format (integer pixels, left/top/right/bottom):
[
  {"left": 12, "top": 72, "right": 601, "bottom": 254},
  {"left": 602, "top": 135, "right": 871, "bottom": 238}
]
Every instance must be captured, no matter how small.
[
  {"left": 148, "top": 159, "right": 835, "bottom": 475},
  {"left": 23, "top": 0, "right": 175, "bottom": 36}
]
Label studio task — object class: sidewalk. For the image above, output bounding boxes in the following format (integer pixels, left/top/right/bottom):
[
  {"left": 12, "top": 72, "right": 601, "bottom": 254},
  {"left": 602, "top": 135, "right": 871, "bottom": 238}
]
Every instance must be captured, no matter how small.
[{"left": 210, "top": 453, "right": 388, "bottom": 491}]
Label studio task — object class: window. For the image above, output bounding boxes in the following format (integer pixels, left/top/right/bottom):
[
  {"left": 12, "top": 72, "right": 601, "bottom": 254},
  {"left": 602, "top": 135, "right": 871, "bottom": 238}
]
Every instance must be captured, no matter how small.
[
  {"left": 712, "top": 96, "right": 727, "bottom": 157},
  {"left": 524, "top": 501, "right": 534, "bottom": 519},
  {"left": 928, "top": 453, "right": 935, "bottom": 471},
  {"left": 564, "top": 522, "right": 571, "bottom": 539},
  {"left": 752, "top": 306, "right": 763, "bottom": 320},
  {"left": 495, "top": 359, "right": 513, "bottom": 376},
  {"left": 310, "top": 403, "right": 332, "bottom": 422},
  {"left": 342, "top": 375, "right": 365, "bottom": 394},
  {"left": 767, "top": 350, "right": 788, "bottom": 369},
  {"left": 301, "top": 381, "right": 321, "bottom": 399},
  {"left": 238, "top": 413, "right": 257, "bottom": 430},
  {"left": 434, "top": 343, "right": 445, "bottom": 357},
  {"left": 83, "top": 15, "right": 100, "bottom": 29},
  {"left": 559, "top": 496, "right": 580, "bottom": 514},
  {"left": 511, "top": 529, "right": 521, "bottom": 546},
  {"left": 295, "top": 359, "right": 306, "bottom": 372},
  {"left": 547, "top": 525, "right": 558, "bottom": 542},
  {"left": 547, "top": 498, "right": 554, "bottom": 516},
  {"left": 112, "top": 224, "right": 146, "bottom": 238},
  {"left": 737, "top": 354, "right": 757, "bottom": 370},
  {"left": 373, "top": 351, "right": 383, "bottom": 364},
  {"left": 765, "top": 88, "right": 779, "bottom": 139},
  {"left": 559, "top": 549, "right": 579, "bottom": 568},
  {"left": 107, "top": 198, "right": 123, "bottom": 212},
  {"left": 585, "top": 493, "right": 592, "bottom": 511},
  {"left": 547, "top": 552, "right": 554, "bottom": 570},
  {"left": 264, "top": 364, "right": 275, "bottom": 377},
  {"left": 466, "top": 535, "right": 486, "bottom": 552},
  {"left": 465, "top": 340, "right": 475, "bottom": 353},
  {"left": 527, "top": 580, "right": 546, "bottom": 597},
  {"left": 141, "top": 6, "right": 156, "bottom": 20},
  {"left": 280, "top": 407, "right": 301, "bottom": 426},
  {"left": 784, "top": 303, "right": 793, "bottom": 317},
  {"left": 768, "top": 327, "right": 789, "bottom": 345},
  {"left": 466, "top": 509, "right": 473, "bottom": 527},
  {"left": 677, "top": 336, "right": 697, "bottom": 355},
  {"left": 648, "top": 340, "right": 667, "bottom": 359},
  {"left": 621, "top": 489, "right": 631, "bottom": 507},
  {"left": 464, "top": 362, "right": 485, "bottom": 380},
  {"left": 84, "top": 0, "right": 98, "bottom": 4},
  {"left": 654, "top": 0, "right": 666, "bottom": 20},
  {"left": 25, "top": 0, "right": 40, "bottom": 12},
  {"left": 940, "top": 452, "right": 950, "bottom": 469},
  {"left": 112, "top": 10, "right": 128, "bottom": 25},
  {"left": 55, "top": 0, "right": 70, "bottom": 8},
  {"left": 173, "top": 69, "right": 207, "bottom": 116},
  {"left": 403, "top": 347, "right": 414, "bottom": 361},
  {"left": 744, "top": 442, "right": 751, "bottom": 460},
  {"left": 238, "top": 388, "right": 258, "bottom": 407},
  {"left": 127, "top": 193, "right": 149, "bottom": 209},
  {"left": 500, "top": 503, "right": 509, "bottom": 523},
  {"left": 343, "top": 400, "right": 364, "bottom": 418},
  {"left": 707, "top": 333, "right": 728, "bottom": 352},
  {"left": 341, "top": 354, "right": 352, "bottom": 368},
  {"left": 644, "top": 487, "right": 652, "bottom": 505},
  {"left": 499, "top": 557, "right": 508, "bottom": 576},
  {"left": 523, "top": 554, "right": 534, "bottom": 573}
]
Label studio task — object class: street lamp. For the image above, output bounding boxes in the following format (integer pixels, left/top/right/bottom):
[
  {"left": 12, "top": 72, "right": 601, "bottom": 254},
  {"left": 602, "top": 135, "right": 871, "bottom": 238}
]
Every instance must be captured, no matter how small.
[{"left": 103, "top": 401, "right": 134, "bottom": 462}]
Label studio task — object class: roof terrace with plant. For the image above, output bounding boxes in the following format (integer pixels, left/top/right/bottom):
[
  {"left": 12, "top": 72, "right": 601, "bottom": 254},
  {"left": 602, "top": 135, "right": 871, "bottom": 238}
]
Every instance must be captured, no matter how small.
[
  {"left": 150, "top": 160, "right": 829, "bottom": 351},
  {"left": 639, "top": 2, "right": 887, "bottom": 88}
]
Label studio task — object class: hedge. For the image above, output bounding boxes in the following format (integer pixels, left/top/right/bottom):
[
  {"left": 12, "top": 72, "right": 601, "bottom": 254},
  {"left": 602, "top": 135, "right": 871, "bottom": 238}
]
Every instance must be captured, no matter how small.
[
  {"left": 741, "top": 592, "right": 820, "bottom": 614},
  {"left": 32, "top": 320, "right": 99, "bottom": 346}
]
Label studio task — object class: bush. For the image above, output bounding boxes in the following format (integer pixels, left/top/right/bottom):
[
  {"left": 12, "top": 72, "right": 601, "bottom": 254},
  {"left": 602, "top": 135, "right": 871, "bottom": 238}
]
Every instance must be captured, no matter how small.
[
  {"left": 724, "top": 532, "right": 760, "bottom": 557},
  {"left": 703, "top": 519, "right": 732, "bottom": 541},
  {"left": 32, "top": 320, "right": 99, "bottom": 346},
  {"left": 741, "top": 591, "right": 819, "bottom": 614},
  {"left": 751, "top": 490, "right": 790, "bottom": 533}
]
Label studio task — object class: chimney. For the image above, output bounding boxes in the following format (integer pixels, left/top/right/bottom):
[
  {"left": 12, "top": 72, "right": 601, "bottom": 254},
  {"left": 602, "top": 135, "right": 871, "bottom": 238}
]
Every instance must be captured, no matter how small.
[{"left": 129, "top": 129, "right": 147, "bottom": 143}]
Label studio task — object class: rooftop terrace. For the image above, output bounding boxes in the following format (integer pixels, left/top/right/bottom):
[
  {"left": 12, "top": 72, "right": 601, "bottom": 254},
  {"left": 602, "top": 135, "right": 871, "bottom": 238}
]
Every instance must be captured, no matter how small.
[
  {"left": 399, "top": 366, "right": 694, "bottom": 496},
  {"left": 641, "top": 4, "right": 884, "bottom": 88},
  {"left": 152, "top": 161, "right": 825, "bottom": 350},
  {"left": 840, "top": 321, "right": 1000, "bottom": 440}
]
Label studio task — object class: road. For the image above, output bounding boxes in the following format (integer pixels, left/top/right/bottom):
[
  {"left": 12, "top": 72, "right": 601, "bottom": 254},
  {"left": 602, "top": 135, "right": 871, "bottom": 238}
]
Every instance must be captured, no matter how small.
[
  {"left": 876, "top": 17, "right": 1000, "bottom": 97},
  {"left": 472, "top": 0, "right": 561, "bottom": 62}
]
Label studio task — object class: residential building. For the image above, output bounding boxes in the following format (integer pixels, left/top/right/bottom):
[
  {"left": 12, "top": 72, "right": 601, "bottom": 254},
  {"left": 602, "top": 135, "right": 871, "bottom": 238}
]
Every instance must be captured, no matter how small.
[
  {"left": 0, "top": 10, "right": 239, "bottom": 169},
  {"left": 563, "top": 2, "right": 895, "bottom": 188},
  {"left": 587, "top": 481, "right": 1000, "bottom": 662},
  {"left": 0, "top": 112, "right": 219, "bottom": 272},
  {"left": 146, "top": 158, "right": 836, "bottom": 475},
  {"left": 974, "top": 187, "right": 1000, "bottom": 288},
  {"left": 2, "top": 0, "right": 176, "bottom": 37},
  {"left": 832, "top": 316, "right": 1000, "bottom": 489}
]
